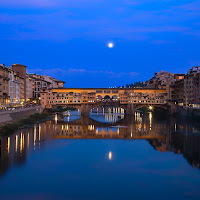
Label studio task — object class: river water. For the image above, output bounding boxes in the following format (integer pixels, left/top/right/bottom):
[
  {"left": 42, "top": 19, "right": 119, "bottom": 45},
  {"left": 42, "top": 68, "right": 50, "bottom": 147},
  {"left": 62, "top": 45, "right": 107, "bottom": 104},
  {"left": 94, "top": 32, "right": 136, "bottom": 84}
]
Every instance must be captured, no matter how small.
[{"left": 0, "top": 111, "right": 200, "bottom": 200}]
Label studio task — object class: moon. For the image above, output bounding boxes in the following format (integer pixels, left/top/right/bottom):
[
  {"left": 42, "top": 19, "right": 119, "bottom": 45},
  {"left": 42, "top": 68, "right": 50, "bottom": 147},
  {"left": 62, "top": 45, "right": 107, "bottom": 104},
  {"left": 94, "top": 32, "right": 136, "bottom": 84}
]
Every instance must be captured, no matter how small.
[{"left": 107, "top": 42, "right": 114, "bottom": 48}]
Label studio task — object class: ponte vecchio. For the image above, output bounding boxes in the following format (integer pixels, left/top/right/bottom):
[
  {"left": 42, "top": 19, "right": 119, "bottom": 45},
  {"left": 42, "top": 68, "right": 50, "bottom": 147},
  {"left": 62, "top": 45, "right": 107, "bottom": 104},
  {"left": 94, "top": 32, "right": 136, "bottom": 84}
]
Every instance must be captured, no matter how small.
[{"left": 41, "top": 88, "right": 168, "bottom": 115}]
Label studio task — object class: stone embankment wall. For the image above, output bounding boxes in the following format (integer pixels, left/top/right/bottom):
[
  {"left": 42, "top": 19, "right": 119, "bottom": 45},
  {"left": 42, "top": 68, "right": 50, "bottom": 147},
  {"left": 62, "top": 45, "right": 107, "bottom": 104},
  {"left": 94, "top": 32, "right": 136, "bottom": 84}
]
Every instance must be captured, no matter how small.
[
  {"left": 0, "top": 106, "right": 44, "bottom": 124},
  {"left": 167, "top": 102, "right": 200, "bottom": 116},
  {"left": 170, "top": 104, "right": 200, "bottom": 117}
]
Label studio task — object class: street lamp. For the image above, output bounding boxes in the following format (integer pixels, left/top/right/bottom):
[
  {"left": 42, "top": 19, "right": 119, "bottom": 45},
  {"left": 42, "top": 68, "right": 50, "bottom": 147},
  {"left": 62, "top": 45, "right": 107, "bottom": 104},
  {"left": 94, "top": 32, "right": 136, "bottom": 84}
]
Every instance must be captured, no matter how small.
[{"left": 149, "top": 106, "right": 153, "bottom": 110}]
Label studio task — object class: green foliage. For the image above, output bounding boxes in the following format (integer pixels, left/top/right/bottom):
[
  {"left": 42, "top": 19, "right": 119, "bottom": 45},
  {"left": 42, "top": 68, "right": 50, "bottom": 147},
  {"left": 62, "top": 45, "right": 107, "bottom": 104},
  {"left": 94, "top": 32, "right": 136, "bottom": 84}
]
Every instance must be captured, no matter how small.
[
  {"left": 126, "top": 81, "right": 144, "bottom": 88},
  {"left": 49, "top": 106, "right": 76, "bottom": 113}
]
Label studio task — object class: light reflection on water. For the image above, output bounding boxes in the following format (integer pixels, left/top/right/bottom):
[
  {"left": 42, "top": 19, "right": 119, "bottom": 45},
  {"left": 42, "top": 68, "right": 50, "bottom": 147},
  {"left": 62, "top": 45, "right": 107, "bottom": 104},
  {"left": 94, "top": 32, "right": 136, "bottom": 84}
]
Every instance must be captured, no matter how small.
[
  {"left": 90, "top": 113, "right": 124, "bottom": 123},
  {"left": 0, "top": 111, "right": 200, "bottom": 200},
  {"left": 62, "top": 109, "right": 125, "bottom": 123},
  {"left": 63, "top": 110, "right": 81, "bottom": 122}
]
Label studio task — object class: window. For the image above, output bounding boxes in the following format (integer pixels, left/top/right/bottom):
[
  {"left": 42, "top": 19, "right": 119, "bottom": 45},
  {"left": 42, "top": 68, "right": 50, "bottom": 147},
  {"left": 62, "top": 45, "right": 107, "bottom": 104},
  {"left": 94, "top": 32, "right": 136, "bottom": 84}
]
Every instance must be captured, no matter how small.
[
  {"left": 96, "top": 90, "right": 102, "bottom": 93},
  {"left": 112, "top": 90, "right": 118, "bottom": 93},
  {"left": 104, "top": 90, "right": 111, "bottom": 93}
]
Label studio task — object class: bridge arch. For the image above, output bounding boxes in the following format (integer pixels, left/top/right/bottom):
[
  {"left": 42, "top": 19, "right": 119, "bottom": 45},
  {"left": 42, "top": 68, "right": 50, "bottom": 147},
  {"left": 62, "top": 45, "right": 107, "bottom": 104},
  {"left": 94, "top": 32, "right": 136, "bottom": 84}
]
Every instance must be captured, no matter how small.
[
  {"left": 112, "top": 95, "right": 118, "bottom": 100},
  {"left": 97, "top": 94, "right": 103, "bottom": 99},
  {"left": 134, "top": 104, "right": 168, "bottom": 111},
  {"left": 104, "top": 95, "right": 111, "bottom": 99}
]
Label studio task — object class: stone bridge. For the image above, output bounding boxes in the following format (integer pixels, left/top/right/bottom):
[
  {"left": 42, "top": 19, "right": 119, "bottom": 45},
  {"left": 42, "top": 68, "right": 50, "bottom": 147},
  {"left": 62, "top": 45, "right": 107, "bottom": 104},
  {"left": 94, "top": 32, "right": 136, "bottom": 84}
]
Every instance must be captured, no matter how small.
[
  {"left": 41, "top": 88, "right": 169, "bottom": 115},
  {"left": 53, "top": 102, "right": 168, "bottom": 115}
]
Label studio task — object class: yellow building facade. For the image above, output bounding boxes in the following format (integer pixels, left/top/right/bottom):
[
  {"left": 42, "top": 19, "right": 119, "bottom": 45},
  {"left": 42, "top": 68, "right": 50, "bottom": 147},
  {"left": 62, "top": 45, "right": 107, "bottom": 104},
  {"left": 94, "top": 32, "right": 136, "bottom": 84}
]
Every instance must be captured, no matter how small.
[{"left": 40, "top": 88, "right": 167, "bottom": 108}]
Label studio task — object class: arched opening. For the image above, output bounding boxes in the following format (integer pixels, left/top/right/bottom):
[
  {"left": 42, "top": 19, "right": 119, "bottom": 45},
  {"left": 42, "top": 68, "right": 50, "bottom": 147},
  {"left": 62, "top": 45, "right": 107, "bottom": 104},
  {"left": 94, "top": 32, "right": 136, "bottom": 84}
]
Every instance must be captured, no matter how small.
[
  {"left": 96, "top": 95, "right": 103, "bottom": 102},
  {"left": 104, "top": 95, "right": 111, "bottom": 99},
  {"left": 50, "top": 106, "right": 81, "bottom": 122},
  {"left": 112, "top": 95, "right": 118, "bottom": 101},
  {"left": 135, "top": 105, "right": 168, "bottom": 112},
  {"left": 103, "top": 95, "right": 111, "bottom": 102},
  {"left": 135, "top": 105, "right": 168, "bottom": 121}
]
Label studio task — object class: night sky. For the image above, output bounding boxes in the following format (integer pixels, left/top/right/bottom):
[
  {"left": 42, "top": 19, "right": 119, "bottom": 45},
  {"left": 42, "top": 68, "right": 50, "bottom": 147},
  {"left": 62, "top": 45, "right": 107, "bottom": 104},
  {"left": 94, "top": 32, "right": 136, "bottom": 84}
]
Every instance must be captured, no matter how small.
[{"left": 0, "top": 0, "right": 200, "bottom": 87}]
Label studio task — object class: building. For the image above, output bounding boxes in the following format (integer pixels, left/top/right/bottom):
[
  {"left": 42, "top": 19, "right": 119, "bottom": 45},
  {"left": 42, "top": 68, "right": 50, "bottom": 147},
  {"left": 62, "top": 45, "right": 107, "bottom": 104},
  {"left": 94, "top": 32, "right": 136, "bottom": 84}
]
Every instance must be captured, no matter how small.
[
  {"left": 127, "top": 91, "right": 167, "bottom": 104},
  {"left": 168, "top": 66, "right": 200, "bottom": 108},
  {"left": 0, "top": 64, "right": 10, "bottom": 108},
  {"left": 11, "top": 65, "right": 65, "bottom": 102},
  {"left": 145, "top": 71, "right": 185, "bottom": 102},
  {"left": 184, "top": 68, "right": 200, "bottom": 108},
  {"left": 40, "top": 88, "right": 168, "bottom": 109},
  {"left": 9, "top": 68, "right": 22, "bottom": 106},
  {"left": 27, "top": 73, "right": 65, "bottom": 100},
  {"left": 167, "top": 74, "right": 185, "bottom": 104},
  {"left": 170, "top": 79, "right": 184, "bottom": 106},
  {"left": 144, "top": 71, "right": 175, "bottom": 89},
  {"left": 0, "top": 64, "right": 27, "bottom": 107},
  {"left": 26, "top": 76, "right": 34, "bottom": 101},
  {"left": 42, "top": 75, "right": 65, "bottom": 88},
  {"left": 12, "top": 64, "right": 27, "bottom": 103},
  {"left": 187, "top": 66, "right": 200, "bottom": 74}
]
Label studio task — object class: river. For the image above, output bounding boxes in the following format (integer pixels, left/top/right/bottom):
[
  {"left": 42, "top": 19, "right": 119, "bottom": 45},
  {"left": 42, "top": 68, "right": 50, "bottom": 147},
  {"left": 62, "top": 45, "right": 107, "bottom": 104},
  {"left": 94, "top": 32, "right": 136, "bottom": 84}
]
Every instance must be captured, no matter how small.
[{"left": 0, "top": 110, "right": 200, "bottom": 200}]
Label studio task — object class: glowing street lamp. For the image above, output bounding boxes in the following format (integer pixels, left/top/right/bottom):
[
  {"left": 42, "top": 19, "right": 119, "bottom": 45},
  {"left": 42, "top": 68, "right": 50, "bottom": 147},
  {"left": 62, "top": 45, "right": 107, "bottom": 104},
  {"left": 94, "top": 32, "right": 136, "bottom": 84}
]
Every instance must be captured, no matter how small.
[{"left": 149, "top": 106, "right": 153, "bottom": 110}]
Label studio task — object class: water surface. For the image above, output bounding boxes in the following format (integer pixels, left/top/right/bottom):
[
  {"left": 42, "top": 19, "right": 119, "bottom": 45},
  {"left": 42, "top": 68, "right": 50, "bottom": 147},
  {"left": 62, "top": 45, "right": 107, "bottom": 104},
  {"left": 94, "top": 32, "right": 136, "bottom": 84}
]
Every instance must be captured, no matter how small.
[{"left": 0, "top": 111, "right": 200, "bottom": 200}]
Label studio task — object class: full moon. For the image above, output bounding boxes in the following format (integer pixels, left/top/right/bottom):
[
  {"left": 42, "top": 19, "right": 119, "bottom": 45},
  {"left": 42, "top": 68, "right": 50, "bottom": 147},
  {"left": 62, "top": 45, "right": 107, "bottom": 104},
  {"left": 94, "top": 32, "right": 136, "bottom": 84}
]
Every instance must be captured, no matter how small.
[{"left": 107, "top": 42, "right": 114, "bottom": 48}]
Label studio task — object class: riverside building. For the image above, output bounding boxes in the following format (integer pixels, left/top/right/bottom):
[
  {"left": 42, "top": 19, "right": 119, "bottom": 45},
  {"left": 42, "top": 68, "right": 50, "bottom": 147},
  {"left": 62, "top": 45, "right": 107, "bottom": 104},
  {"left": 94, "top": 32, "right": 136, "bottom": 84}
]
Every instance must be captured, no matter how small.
[
  {"left": 27, "top": 74, "right": 65, "bottom": 101},
  {"left": 0, "top": 64, "right": 10, "bottom": 108}
]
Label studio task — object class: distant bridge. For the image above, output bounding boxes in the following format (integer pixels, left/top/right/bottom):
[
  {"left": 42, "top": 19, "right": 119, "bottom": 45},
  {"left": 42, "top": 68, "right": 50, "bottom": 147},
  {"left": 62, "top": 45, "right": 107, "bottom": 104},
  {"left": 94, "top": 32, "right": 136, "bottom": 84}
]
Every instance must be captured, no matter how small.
[{"left": 41, "top": 88, "right": 169, "bottom": 115}]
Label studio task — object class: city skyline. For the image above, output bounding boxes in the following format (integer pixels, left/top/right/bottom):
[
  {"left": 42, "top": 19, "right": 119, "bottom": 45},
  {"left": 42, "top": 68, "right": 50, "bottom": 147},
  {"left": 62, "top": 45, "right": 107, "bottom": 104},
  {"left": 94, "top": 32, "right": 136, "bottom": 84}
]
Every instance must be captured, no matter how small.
[{"left": 1, "top": 0, "right": 200, "bottom": 87}]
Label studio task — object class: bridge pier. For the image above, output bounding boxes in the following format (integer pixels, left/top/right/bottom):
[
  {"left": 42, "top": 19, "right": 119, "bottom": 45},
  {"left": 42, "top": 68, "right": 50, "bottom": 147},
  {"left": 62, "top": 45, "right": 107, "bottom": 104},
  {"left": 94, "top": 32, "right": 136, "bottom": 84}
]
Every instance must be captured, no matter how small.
[
  {"left": 81, "top": 104, "right": 90, "bottom": 116},
  {"left": 125, "top": 104, "right": 136, "bottom": 115}
]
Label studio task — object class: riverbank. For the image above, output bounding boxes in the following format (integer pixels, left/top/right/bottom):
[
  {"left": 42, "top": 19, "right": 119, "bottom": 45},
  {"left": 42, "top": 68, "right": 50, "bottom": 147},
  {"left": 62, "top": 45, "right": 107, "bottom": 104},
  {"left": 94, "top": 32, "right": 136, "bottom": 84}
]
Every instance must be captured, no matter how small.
[
  {"left": 176, "top": 106, "right": 200, "bottom": 118},
  {"left": 0, "top": 105, "right": 43, "bottom": 124},
  {"left": 47, "top": 106, "right": 77, "bottom": 113},
  {"left": 0, "top": 106, "right": 77, "bottom": 136},
  {"left": 0, "top": 113, "right": 51, "bottom": 136}
]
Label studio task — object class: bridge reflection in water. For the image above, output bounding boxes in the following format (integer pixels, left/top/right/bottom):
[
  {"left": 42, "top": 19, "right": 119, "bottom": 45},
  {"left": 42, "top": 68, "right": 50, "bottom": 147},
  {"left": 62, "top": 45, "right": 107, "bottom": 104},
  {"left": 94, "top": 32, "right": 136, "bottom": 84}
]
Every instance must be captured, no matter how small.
[
  {"left": 54, "top": 111, "right": 165, "bottom": 140},
  {"left": 0, "top": 111, "right": 200, "bottom": 176}
]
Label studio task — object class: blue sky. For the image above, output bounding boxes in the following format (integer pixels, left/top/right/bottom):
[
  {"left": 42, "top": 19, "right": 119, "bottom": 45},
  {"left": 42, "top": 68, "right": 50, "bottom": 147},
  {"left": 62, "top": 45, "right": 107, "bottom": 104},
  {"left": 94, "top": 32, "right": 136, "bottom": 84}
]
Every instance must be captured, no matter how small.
[{"left": 0, "top": 0, "right": 200, "bottom": 87}]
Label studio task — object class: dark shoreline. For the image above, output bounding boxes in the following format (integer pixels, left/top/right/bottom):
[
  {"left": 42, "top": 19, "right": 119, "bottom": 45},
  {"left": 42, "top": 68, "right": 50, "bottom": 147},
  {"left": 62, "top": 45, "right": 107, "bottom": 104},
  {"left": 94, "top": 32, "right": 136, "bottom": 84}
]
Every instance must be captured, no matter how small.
[
  {"left": 0, "top": 113, "right": 51, "bottom": 136},
  {"left": 0, "top": 106, "right": 76, "bottom": 136}
]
